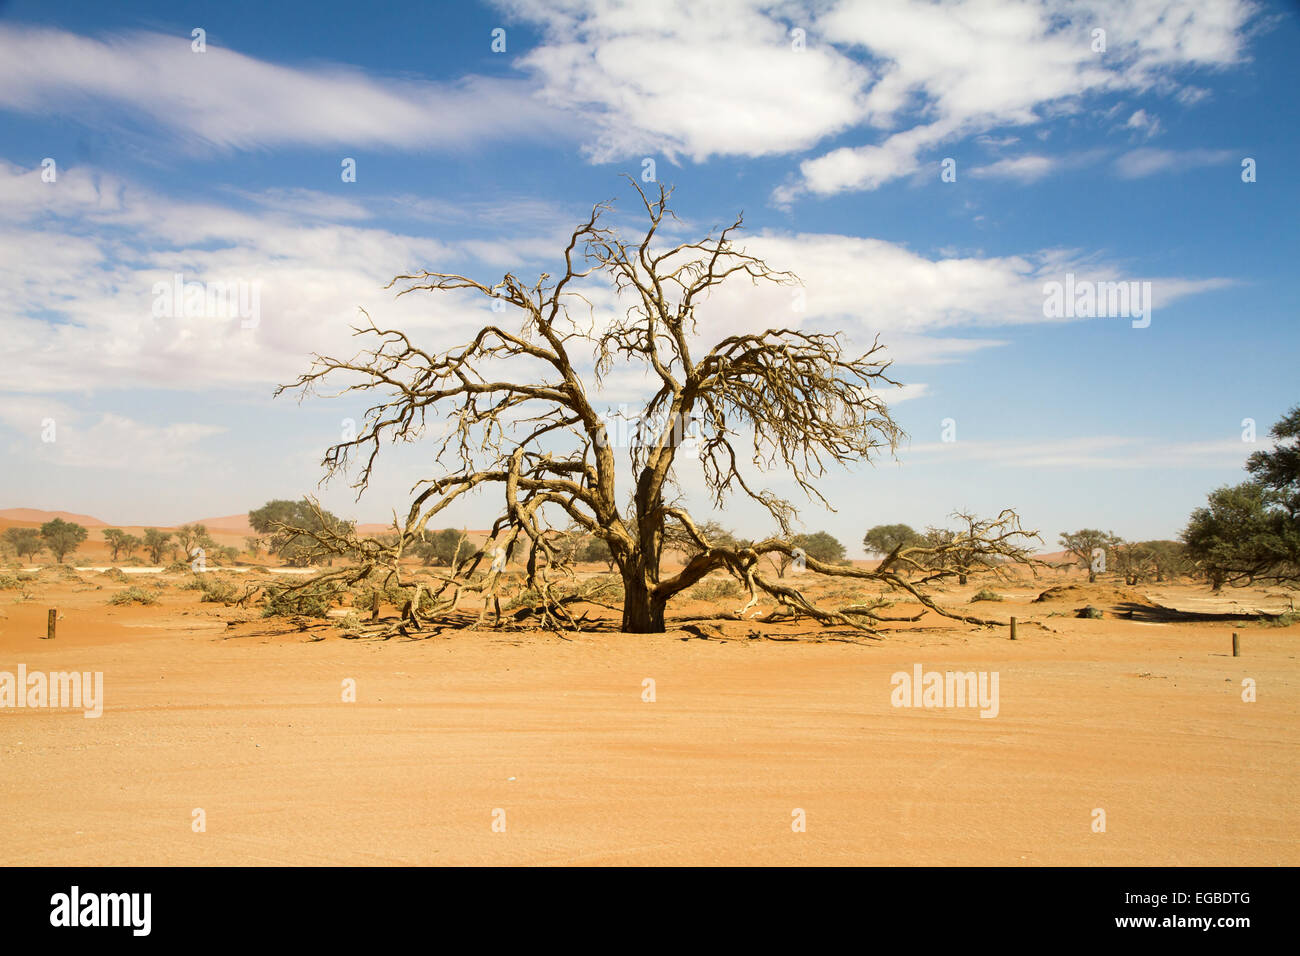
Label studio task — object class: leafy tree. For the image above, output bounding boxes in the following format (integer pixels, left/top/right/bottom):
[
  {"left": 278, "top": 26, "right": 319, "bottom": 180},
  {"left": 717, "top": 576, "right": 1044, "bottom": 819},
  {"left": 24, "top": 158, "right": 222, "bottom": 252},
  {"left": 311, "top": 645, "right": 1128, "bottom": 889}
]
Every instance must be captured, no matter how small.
[
  {"left": 142, "top": 528, "right": 173, "bottom": 564},
  {"left": 800, "top": 531, "right": 847, "bottom": 564},
  {"left": 772, "top": 531, "right": 847, "bottom": 577},
  {"left": 175, "top": 524, "right": 208, "bottom": 556},
  {"left": 1110, "top": 539, "right": 1157, "bottom": 585},
  {"left": 121, "top": 533, "right": 142, "bottom": 559},
  {"left": 1245, "top": 405, "right": 1300, "bottom": 511},
  {"left": 1059, "top": 529, "right": 1120, "bottom": 583},
  {"left": 1183, "top": 484, "right": 1290, "bottom": 589},
  {"left": 577, "top": 536, "right": 617, "bottom": 571},
  {"left": 39, "top": 518, "right": 88, "bottom": 564},
  {"left": 249, "top": 499, "right": 352, "bottom": 567},
  {"left": 1142, "top": 540, "right": 1191, "bottom": 582},
  {"left": 3, "top": 527, "right": 44, "bottom": 561},
  {"left": 1183, "top": 406, "right": 1300, "bottom": 589},
  {"left": 862, "top": 523, "right": 921, "bottom": 557},
  {"left": 102, "top": 528, "right": 136, "bottom": 561},
  {"left": 417, "top": 529, "right": 470, "bottom": 567}
]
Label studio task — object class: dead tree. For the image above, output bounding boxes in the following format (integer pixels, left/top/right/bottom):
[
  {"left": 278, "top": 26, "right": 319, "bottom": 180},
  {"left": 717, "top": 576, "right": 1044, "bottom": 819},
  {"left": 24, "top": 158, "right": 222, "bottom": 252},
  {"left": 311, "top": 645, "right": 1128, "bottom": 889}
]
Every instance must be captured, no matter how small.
[{"left": 276, "top": 181, "right": 1040, "bottom": 634}]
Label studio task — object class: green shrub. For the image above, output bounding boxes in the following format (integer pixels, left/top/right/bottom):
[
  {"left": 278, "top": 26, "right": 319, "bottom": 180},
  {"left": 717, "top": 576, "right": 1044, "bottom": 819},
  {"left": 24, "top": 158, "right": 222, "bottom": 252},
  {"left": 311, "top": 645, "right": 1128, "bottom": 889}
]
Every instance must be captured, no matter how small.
[
  {"left": 688, "top": 576, "right": 743, "bottom": 601},
  {"left": 109, "top": 587, "right": 159, "bottom": 606},
  {"left": 198, "top": 577, "right": 240, "bottom": 604},
  {"left": 970, "top": 588, "right": 1004, "bottom": 602},
  {"left": 98, "top": 568, "right": 130, "bottom": 583},
  {"left": 262, "top": 578, "right": 347, "bottom": 618}
]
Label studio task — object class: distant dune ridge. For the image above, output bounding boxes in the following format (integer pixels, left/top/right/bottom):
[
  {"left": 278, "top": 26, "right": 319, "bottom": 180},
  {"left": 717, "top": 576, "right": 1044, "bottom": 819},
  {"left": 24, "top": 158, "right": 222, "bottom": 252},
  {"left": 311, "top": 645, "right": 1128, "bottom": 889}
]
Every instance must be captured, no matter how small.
[{"left": 0, "top": 508, "right": 108, "bottom": 528}]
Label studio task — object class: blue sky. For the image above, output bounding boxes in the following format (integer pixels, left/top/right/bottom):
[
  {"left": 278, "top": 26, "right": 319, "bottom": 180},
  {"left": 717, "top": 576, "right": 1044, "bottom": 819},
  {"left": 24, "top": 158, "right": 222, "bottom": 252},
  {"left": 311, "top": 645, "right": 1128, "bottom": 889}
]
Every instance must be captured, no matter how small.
[{"left": 0, "top": 0, "right": 1295, "bottom": 554}]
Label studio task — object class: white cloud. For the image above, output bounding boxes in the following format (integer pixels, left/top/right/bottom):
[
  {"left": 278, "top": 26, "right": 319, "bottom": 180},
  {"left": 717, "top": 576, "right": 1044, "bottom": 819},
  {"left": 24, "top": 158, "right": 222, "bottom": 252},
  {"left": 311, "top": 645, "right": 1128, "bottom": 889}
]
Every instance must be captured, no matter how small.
[
  {"left": 968, "top": 155, "right": 1058, "bottom": 181},
  {"left": 905, "top": 435, "right": 1256, "bottom": 470},
  {"left": 1125, "top": 108, "right": 1164, "bottom": 138},
  {"left": 485, "top": 1, "right": 1259, "bottom": 200},
  {"left": 0, "top": 24, "right": 571, "bottom": 152},
  {"left": 503, "top": 0, "right": 872, "bottom": 162},
  {"left": 0, "top": 398, "right": 224, "bottom": 473},
  {"left": 1114, "top": 147, "right": 1237, "bottom": 178},
  {"left": 0, "top": 162, "right": 1234, "bottom": 401}
]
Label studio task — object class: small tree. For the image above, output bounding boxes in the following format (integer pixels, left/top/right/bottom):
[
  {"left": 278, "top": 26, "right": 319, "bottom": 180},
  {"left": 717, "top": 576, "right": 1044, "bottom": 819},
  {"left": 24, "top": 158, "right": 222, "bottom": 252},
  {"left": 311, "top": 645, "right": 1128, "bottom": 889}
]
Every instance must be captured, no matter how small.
[
  {"left": 1184, "top": 405, "right": 1300, "bottom": 588},
  {"left": 578, "top": 536, "right": 617, "bottom": 571},
  {"left": 249, "top": 499, "right": 352, "bottom": 567},
  {"left": 863, "top": 523, "right": 921, "bottom": 558},
  {"left": 39, "top": 518, "right": 87, "bottom": 564},
  {"left": 103, "top": 528, "right": 132, "bottom": 561},
  {"left": 142, "top": 528, "right": 172, "bottom": 564},
  {"left": 1110, "top": 539, "right": 1157, "bottom": 585},
  {"left": 3, "top": 527, "right": 44, "bottom": 561},
  {"left": 1059, "top": 529, "right": 1120, "bottom": 583},
  {"left": 416, "top": 529, "right": 470, "bottom": 567},
  {"left": 1183, "top": 484, "right": 1286, "bottom": 590},
  {"left": 1142, "top": 540, "right": 1191, "bottom": 582},
  {"left": 771, "top": 530, "right": 846, "bottom": 577},
  {"left": 175, "top": 524, "right": 208, "bottom": 556}
]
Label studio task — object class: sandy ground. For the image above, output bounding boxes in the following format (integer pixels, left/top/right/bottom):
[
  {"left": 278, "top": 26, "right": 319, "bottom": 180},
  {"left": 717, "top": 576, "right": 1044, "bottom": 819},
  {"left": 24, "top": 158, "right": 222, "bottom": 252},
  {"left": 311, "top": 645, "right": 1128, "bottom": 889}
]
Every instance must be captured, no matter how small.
[{"left": 0, "top": 570, "right": 1295, "bottom": 866}]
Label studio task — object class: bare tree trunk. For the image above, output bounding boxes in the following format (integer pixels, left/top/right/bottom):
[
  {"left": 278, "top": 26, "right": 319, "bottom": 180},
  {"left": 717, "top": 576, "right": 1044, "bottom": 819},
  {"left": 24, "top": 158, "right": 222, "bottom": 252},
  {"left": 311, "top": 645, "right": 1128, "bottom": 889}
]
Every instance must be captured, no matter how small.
[
  {"left": 621, "top": 564, "right": 666, "bottom": 632},
  {"left": 1088, "top": 570, "right": 1096, "bottom": 583}
]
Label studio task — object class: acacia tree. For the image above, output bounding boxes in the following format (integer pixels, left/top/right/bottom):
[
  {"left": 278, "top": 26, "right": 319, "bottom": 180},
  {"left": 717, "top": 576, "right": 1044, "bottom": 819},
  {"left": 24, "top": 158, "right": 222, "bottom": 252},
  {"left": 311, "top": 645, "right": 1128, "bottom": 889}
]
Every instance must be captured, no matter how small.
[
  {"left": 142, "top": 528, "right": 172, "bottom": 564},
  {"left": 40, "top": 518, "right": 87, "bottom": 564},
  {"left": 1183, "top": 405, "right": 1300, "bottom": 589},
  {"left": 103, "top": 528, "right": 130, "bottom": 561},
  {"left": 863, "top": 523, "right": 921, "bottom": 558},
  {"left": 3, "top": 527, "right": 44, "bottom": 561},
  {"left": 175, "top": 524, "right": 208, "bottom": 556},
  {"left": 1059, "top": 529, "right": 1120, "bottom": 583},
  {"left": 277, "top": 184, "right": 1040, "bottom": 635}
]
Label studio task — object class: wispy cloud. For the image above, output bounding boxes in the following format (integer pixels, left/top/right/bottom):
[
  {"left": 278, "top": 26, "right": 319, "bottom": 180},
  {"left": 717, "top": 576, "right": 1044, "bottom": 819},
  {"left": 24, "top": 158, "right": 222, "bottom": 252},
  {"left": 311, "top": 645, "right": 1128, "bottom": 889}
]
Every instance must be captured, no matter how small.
[
  {"left": 0, "top": 398, "right": 224, "bottom": 473},
  {"left": 904, "top": 435, "right": 1259, "bottom": 470},
  {"left": 0, "top": 160, "right": 1236, "bottom": 394},
  {"left": 968, "top": 155, "right": 1059, "bottom": 182},
  {"left": 1114, "top": 147, "right": 1238, "bottom": 178},
  {"left": 0, "top": 24, "right": 572, "bottom": 153}
]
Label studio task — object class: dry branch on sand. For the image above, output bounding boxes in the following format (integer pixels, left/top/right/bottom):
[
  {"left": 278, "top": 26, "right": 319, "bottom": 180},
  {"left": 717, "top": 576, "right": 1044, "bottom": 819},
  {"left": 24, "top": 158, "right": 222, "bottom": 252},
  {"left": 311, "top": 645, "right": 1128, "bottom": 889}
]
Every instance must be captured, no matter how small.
[{"left": 269, "top": 183, "right": 1044, "bottom": 639}]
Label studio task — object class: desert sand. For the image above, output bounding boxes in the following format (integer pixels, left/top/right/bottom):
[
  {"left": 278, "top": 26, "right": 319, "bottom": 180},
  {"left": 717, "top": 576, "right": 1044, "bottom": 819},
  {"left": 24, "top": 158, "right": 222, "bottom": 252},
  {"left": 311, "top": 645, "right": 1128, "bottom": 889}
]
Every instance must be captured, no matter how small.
[{"left": 1, "top": 564, "right": 1295, "bottom": 867}]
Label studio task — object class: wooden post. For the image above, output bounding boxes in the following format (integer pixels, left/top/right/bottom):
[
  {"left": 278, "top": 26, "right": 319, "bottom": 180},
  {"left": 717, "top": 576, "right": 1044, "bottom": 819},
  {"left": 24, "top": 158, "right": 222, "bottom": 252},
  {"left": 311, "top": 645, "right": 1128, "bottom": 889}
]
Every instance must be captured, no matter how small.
[
  {"left": 370, "top": 590, "right": 380, "bottom": 622},
  {"left": 1232, "top": 632, "right": 1239, "bottom": 657},
  {"left": 46, "top": 609, "right": 57, "bottom": 640},
  {"left": 1009, "top": 616, "right": 1017, "bottom": 641}
]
